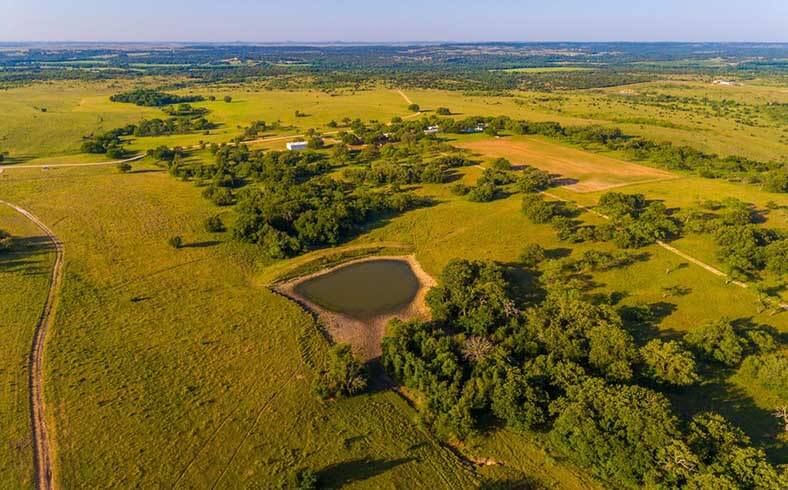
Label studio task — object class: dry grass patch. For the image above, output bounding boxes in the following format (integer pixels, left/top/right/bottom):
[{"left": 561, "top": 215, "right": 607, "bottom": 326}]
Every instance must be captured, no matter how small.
[{"left": 457, "top": 136, "right": 677, "bottom": 192}]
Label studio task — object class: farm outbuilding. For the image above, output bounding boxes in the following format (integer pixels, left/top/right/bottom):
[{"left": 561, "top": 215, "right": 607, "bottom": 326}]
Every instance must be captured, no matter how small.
[{"left": 286, "top": 141, "right": 308, "bottom": 151}]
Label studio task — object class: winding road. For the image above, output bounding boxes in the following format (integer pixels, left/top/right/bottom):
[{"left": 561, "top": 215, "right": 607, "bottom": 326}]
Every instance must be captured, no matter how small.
[{"left": 1, "top": 200, "right": 62, "bottom": 490}]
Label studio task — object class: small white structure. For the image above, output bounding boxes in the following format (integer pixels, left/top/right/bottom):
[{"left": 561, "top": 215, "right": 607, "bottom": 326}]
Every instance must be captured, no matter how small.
[
  {"left": 424, "top": 125, "right": 440, "bottom": 135},
  {"left": 286, "top": 141, "right": 308, "bottom": 151}
]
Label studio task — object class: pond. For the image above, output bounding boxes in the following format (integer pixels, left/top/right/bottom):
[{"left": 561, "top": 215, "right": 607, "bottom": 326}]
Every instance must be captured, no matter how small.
[{"left": 293, "top": 259, "right": 421, "bottom": 319}]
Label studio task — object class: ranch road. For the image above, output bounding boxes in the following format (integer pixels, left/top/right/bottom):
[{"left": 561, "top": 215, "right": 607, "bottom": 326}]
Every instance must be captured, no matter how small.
[{"left": 0, "top": 200, "right": 62, "bottom": 490}]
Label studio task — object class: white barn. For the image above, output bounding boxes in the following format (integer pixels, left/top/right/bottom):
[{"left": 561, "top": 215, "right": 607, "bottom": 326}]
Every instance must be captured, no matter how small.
[{"left": 286, "top": 141, "right": 308, "bottom": 151}]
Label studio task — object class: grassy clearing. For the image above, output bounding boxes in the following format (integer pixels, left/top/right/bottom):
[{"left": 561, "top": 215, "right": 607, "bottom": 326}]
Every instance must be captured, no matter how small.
[
  {"left": 455, "top": 134, "right": 676, "bottom": 192},
  {"left": 0, "top": 204, "right": 55, "bottom": 489}
]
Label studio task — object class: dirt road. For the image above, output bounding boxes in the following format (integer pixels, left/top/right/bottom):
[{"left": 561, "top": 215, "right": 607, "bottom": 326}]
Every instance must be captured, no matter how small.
[{"left": 0, "top": 200, "right": 62, "bottom": 490}]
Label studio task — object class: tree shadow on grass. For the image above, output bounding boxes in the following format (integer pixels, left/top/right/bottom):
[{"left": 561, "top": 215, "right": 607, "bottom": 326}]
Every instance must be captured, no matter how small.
[
  {"left": 668, "top": 378, "right": 787, "bottom": 465},
  {"left": 181, "top": 240, "right": 222, "bottom": 249},
  {"left": 318, "top": 457, "right": 415, "bottom": 487},
  {"left": 618, "top": 301, "right": 680, "bottom": 345},
  {"left": 0, "top": 235, "right": 55, "bottom": 276}
]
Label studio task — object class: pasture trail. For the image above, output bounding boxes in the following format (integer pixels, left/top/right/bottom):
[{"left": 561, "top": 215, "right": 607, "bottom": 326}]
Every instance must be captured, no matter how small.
[
  {"left": 0, "top": 200, "right": 64, "bottom": 490},
  {"left": 540, "top": 191, "right": 788, "bottom": 311},
  {"left": 0, "top": 154, "right": 144, "bottom": 170}
]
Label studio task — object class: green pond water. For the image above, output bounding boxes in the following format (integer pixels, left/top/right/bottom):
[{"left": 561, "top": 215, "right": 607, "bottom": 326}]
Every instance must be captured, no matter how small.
[{"left": 294, "top": 259, "right": 420, "bottom": 319}]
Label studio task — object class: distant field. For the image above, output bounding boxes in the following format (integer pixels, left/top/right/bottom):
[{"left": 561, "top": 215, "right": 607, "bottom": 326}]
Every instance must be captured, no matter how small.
[
  {"left": 494, "top": 67, "right": 595, "bottom": 73},
  {"left": 456, "top": 135, "right": 677, "bottom": 192}
]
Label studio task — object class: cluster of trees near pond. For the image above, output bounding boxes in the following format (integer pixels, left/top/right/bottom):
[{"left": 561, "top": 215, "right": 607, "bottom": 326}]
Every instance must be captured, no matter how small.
[{"left": 381, "top": 257, "right": 786, "bottom": 489}]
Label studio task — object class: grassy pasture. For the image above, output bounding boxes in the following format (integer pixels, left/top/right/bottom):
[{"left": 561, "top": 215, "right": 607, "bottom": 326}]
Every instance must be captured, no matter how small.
[
  {"left": 0, "top": 204, "right": 54, "bottom": 489},
  {"left": 0, "top": 163, "right": 605, "bottom": 488},
  {"left": 0, "top": 78, "right": 786, "bottom": 487}
]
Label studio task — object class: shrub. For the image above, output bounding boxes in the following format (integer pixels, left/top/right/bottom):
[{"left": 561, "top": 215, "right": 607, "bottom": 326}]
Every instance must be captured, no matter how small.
[
  {"left": 116, "top": 162, "right": 132, "bottom": 173},
  {"left": 281, "top": 468, "right": 319, "bottom": 490},
  {"left": 407, "top": 103, "right": 420, "bottom": 112},
  {"left": 435, "top": 107, "right": 451, "bottom": 115},
  {"left": 204, "top": 215, "right": 225, "bottom": 233},
  {"left": 519, "top": 243, "right": 546, "bottom": 268},
  {"left": 450, "top": 183, "right": 470, "bottom": 196},
  {"left": 223, "top": 95, "right": 233, "bottom": 103},
  {"left": 0, "top": 229, "right": 12, "bottom": 252},
  {"left": 312, "top": 344, "right": 367, "bottom": 399},
  {"left": 168, "top": 236, "right": 183, "bottom": 249}
]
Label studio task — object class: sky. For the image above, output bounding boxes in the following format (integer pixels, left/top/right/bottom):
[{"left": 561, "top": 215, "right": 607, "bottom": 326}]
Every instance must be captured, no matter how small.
[{"left": 1, "top": 0, "right": 786, "bottom": 43}]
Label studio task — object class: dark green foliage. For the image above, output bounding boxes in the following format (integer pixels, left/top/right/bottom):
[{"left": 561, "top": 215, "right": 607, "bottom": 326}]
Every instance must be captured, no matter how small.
[
  {"left": 491, "top": 157, "right": 512, "bottom": 170},
  {"left": 596, "top": 192, "right": 679, "bottom": 248},
  {"left": 518, "top": 243, "right": 545, "bottom": 268},
  {"left": 116, "top": 161, "right": 132, "bottom": 173},
  {"left": 407, "top": 103, "right": 420, "bottom": 112},
  {"left": 435, "top": 107, "right": 451, "bottom": 115},
  {"left": 425, "top": 259, "right": 514, "bottom": 336},
  {"left": 549, "top": 379, "right": 681, "bottom": 486},
  {"left": 450, "top": 183, "right": 470, "bottom": 196},
  {"left": 203, "top": 215, "right": 225, "bottom": 233},
  {"left": 202, "top": 186, "right": 235, "bottom": 206},
  {"left": 640, "top": 339, "right": 700, "bottom": 387},
  {"left": 110, "top": 89, "right": 204, "bottom": 107},
  {"left": 521, "top": 194, "right": 558, "bottom": 224},
  {"left": 223, "top": 95, "right": 233, "bottom": 103},
  {"left": 466, "top": 182, "right": 497, "bottom": 202},
  {"left": 312, "top": 344, "right": 367, "bottom": 399},
  {"left": 0, "top": 229, "right": 12, "bottom": 252},
  {"left": 763, "top": 169, "right": 788, "bottom": 193},
  {"left": 490, "top": 368, "right": 549, "bottom": 432},
  {"left": 167, "top": 236, "right": 183, "bottom": 249},
  {"left": 737, "top": 353, "right": 787, "bottom": 400},
  {"left": 232, "top": 178, "right": 425, "bottom": 258},
  {"left": 517, "top": 166, "right": 551, "bottom": 193},
  {"left": 684, "top": 319, "right": 775, "bottom": 367},
  {"left": 280, "top": 467, "right": 319, "bottom": 490}
]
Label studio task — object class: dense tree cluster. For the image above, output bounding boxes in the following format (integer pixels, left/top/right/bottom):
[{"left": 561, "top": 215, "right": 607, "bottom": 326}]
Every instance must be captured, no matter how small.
[
  {"left": 110, "top": 89, "right": 204, "bottom": 107},
  {"left": 382, "top": 258, "right": 784, "bottom": 488},
  {"left": 679, "top": 198, "right": 787, "bottom": 278}
]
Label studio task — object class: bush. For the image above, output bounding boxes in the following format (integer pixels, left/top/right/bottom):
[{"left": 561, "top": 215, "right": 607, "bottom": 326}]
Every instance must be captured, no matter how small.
[
  {"left": 450, "top": 183, "right": 470, "bottom": 196},
  {"left": 204, "top": 215, "right": 225, "bottom": 233},
  {"left": 312, "top": 344, "right": 367, "bottom": 399},
  {"left": 116, "top": 162, "right": 132, "bottom": 173},
  {"left": 168, "top": 236, "right": 183, "bottom": 249},
  {"left": 281, "top": 468, "right": 319, "bottom": 490},
  {"left": 223, "top": 95, "right": 233, "bottom": 103},
  {"left": 519, "top": 243, "right": 546, "bottom": 268},
  {"left": 522, "top": 194, "right": 557, "bottom": 223},
  {"left": 467, "top": 182, "right": 497, "bottom": 202},
  {"left": 435, "top": 107, "right": 451, "bottom": 115},
  {"left": 407, "top": 103, "right": 420, "bottom": 112},
  {"left": 202, "top": 186, "right": 235, "bottom": 206},
  {"left": 0, "top": 229, "right": 12, "bottom": 252}
]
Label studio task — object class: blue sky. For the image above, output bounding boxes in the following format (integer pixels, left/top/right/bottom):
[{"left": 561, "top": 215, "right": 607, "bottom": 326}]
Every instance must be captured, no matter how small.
[{"left": 1, "top": 0, "right": 786, "bottom": 42}]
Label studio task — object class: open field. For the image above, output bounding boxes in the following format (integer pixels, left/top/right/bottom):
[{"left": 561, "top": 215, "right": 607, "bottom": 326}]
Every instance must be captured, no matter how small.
[
  {"left": 0, "top": 204, "right": 54, "bottom": 488},
  {"left": 456, "top": 135, "right": 677, "bottom": 192}
]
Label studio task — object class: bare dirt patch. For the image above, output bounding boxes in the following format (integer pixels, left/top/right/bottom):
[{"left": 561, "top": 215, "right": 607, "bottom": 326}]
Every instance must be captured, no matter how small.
[
  {"left": 457, "top": 137, "right": 677, "bottom": 193},
  {"left": 274, "top": 255, "right": 435, "bottom": 360}
]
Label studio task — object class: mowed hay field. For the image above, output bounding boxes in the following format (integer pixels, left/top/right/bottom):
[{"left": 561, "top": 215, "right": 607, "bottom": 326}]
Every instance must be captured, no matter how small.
[
  {"left": 0, "top": 204, "right": 55, "bottom": 488},
  {"left": 0, "top": 164, "right": 600, "bottom": 488},
  {"left": 456, "top": 135, "right": 677, "bottom": 192}
]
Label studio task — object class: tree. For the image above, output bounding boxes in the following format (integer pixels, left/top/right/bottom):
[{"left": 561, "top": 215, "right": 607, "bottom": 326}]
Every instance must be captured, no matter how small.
[
  {"left": 116, "top": 161, "right": 132, "bottom": 173},
  {"left": 204, "top": 215, "right": 225, "bottom": 233},
  {"left": 549, "top": 379, "right": 681, "bottom": 486},
  {"left": 640, "top": 339, "right": 700, "bottom": 387},
  {"left": 407, "top": 103, "right": 420, "bottom": 112},
  {"left": 223, "top": 95, "right": 233, "bottom": 103},
  {"left": 587, "top": 323, "right": 637, "bottom": 382},
  {"left": 467, "top": 182, "right": 497, "bottom": 202},
  {"left": 519, "top": 243, "right": 546, "bottom": 268},
  {"left": 168, "top": 236, "right": 183, "bottom": 249},
  {"left": 517, "top": 166, "right": 551, "bottom": 193},
  {"left": 436, "top": 107, "right": 451, "bottom": 115},
  {"left": 426, "top": 259, "right": 514, "bottom": 336},
  {"left": 522, "top": 194, "right": 557, "bottom": 224},
  {"left": 312, "top": 344, "right": 367, "bottom": 399},
  {"left": 491, "top": 157, "right": 511, "bottom": 171},
  {"left": 685, "top": 319, "right": 746, "bottom": 367},
  {"left": 0, "top": 229, "right": 12, "bottom": 252},
  {"left": 491, "top": 369, "right": 549, "bottom": 432}
]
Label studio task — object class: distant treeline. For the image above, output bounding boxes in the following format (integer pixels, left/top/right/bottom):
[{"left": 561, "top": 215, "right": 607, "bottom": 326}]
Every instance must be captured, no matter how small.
[{"left": 110, "top": 89, "right": 204, "bottom": 107}]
